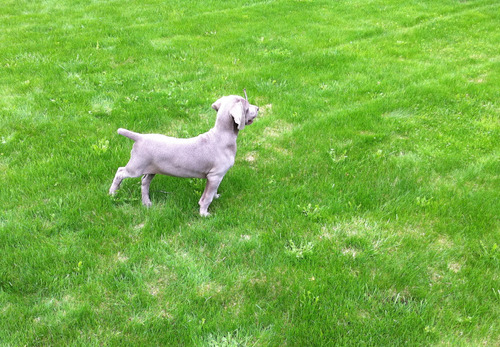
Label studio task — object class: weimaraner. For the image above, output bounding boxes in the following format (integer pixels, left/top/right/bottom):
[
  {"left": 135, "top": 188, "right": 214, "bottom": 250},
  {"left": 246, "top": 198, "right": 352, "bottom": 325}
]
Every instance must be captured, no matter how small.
[{"left": 109, "top": 94, "right": 259, "bottom": 216}]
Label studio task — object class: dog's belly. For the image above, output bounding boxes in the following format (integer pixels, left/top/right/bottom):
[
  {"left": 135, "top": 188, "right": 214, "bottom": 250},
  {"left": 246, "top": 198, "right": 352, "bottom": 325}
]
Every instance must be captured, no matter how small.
[{"left": 149, "top": 163, "right": 208, "bottom": 179}]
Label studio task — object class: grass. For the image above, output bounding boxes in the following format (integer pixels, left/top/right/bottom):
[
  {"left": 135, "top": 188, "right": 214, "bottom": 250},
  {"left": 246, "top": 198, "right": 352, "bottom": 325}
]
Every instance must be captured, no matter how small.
[{"left": 1, "top": 0, "right": 499, "bottom": 345}]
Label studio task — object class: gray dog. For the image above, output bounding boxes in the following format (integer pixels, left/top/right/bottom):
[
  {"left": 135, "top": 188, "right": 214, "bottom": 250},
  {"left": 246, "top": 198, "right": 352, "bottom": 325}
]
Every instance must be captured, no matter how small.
[{"left": 109, "top": 94, "right": 259, "bottom": 216}]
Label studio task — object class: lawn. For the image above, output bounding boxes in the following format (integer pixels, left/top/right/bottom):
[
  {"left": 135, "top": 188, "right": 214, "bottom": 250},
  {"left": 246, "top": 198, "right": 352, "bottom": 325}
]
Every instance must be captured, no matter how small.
[{"left": 0, "top": 0, "right": 499, "bottom": 345}]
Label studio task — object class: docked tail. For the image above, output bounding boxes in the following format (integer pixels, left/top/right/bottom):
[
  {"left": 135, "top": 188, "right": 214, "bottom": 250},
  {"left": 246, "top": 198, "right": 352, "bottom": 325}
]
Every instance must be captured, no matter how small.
[{"left": 117, "top": 128, "right": 141, "bottom": 141}]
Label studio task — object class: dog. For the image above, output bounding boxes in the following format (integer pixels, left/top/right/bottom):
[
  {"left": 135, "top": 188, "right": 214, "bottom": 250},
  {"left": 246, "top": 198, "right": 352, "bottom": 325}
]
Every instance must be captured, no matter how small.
[{"left": 109, "top": 93, "right": 259, "bottom": 216}]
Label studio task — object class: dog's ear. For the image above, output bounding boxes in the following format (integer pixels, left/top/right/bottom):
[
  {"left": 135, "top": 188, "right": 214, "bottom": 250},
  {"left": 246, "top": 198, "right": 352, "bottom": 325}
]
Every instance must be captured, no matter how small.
[
  {"left": 230, "top": 100, "right": 247, "bottom": 130},
  {"left": 212, "top": 97, "right": 223, "bottom": 111}
]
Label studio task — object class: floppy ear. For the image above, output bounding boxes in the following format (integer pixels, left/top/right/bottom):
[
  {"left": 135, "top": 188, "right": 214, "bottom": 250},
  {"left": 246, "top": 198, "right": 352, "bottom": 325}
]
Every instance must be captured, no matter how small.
[
  {"left": 230, "top": 100, "right": 247, "bottom": 130},
  {"left": 212, "top": 97, "right": 223, "bottom": 111}
]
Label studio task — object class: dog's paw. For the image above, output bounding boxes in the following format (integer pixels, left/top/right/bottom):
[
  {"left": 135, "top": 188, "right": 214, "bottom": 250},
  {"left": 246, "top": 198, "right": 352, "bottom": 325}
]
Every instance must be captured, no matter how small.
[
  {"left": 214, "top": 193, "right": 221, "bottom": 199},
  {"left": 200, "top": 211, "right": 211, "bottom": 217}
]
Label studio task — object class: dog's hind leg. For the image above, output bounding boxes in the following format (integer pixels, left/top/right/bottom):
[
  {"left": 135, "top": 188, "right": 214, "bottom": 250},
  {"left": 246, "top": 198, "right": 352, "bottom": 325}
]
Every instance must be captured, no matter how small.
[
  {"left": 141, "top": 174, "right": 156, "bottom": 207},
  {"left": 109, "top": 166, "right": 142, "bottom": 195},
  {"left": 109, "top": 167, "right": 126, "bottom": 195}
]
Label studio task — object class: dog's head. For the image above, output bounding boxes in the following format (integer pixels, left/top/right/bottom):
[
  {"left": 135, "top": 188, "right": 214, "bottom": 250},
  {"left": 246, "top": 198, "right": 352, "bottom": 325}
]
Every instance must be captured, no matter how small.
[{"left": 212, "top": 95, "right": 259, "bottom": 130}]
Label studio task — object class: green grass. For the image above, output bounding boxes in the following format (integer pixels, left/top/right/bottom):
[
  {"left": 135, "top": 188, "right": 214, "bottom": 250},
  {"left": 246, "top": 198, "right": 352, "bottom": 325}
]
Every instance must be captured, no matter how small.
[{"left": 1, "top": 0, "right": 499, "bottom": 345}]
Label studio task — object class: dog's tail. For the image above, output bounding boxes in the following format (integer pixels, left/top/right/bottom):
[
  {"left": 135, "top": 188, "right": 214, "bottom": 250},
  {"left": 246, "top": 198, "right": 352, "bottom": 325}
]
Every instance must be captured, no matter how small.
[{"left": 117, "top": 128, "right": 141, "bottom": 142}]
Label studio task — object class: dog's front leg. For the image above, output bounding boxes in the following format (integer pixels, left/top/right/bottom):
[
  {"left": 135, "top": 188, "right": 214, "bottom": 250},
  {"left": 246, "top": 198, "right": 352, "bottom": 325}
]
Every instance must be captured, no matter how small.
[
  {"left": 199, "top": 175, "right": 223, "bottom": 217},
  {"left": 141, "top": 174, "right": 155, "bottom": 207}
]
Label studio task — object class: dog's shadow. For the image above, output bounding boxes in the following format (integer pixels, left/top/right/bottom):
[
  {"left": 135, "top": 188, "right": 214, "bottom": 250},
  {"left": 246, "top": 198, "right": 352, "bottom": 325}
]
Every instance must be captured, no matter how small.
[{"left": 110, "top": 176, "right": 204, "bottom": 208}]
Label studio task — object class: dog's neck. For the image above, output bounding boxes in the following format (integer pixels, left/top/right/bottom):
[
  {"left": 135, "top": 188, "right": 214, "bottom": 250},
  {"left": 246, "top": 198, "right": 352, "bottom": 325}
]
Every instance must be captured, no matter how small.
[{"left": 214, "top": 113, "right": 239, "bottom": 137}]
